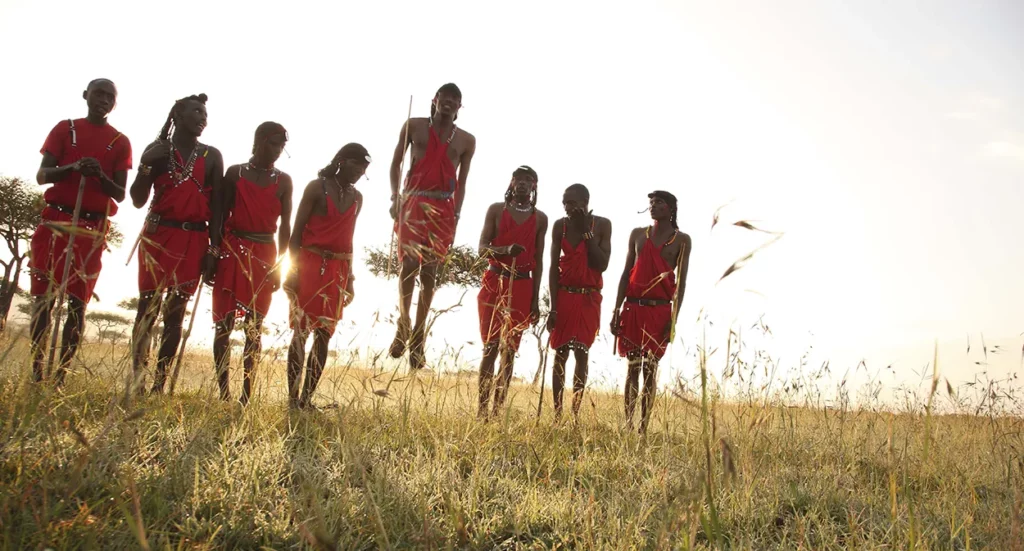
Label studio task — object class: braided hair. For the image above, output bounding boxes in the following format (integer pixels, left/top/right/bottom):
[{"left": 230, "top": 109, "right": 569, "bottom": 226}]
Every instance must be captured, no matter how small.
[
  {"left": 430, "top": 83, "right": 462, "bottom": 122},
  {"left": 505, "top": 165, "right": 538, "bottom": 207},
  {"left": 318, "top": 143, "right": 371, "bottom": 180},
  {"left": 158, "top": 93, "right": 208, "bottom": 140},
  {"left": 252, "top": 121, "right": 287, "bottom": 155}
]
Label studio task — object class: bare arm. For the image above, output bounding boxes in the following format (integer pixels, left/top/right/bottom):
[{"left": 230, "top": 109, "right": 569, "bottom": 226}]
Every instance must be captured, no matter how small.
[
  {"left": 476, "top": 203, "right": 505, "bottom": 257},
  {"left": 673, "top": 234, "right": 693, "bottom": 324},
  {"left": 547, "top": 218, "right": 563, "bottom": 308},
  {"left": 277, "top": 174, "right": 293, "bottom": 257},
  {"left": 35, "top": 153, "right": 77, "bottom": 186},
  {"left": 205, "top": 148, "right": 226, "bottom": 249},
  {"left": 614, "top": 228, "right": 640, "bottom": 313},
  {"left": 532, "top": 211, "right": 549, "bottom": 309},
  {"left": 455, "top": 134, "right": 476, "bottom": 219},
  {"left": 288, "top": 181, "right": 320, "bottom": 257},
  {"left": 389, "top": 120, "right": 414, "bottom": 205},
  {"left": 585, "top": 217, "right": 612, "bottom": 272},
  {"left": 130, "top": 140, "right": 170, "bottom": 208}
]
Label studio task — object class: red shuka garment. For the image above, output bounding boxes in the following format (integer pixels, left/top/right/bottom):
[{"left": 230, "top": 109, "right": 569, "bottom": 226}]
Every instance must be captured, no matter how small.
[
  {"left": 212, "top": 171, "right": 282, "bottom": 321},
  {"left": 29, "top": 118, "right": 132, "bottom": 303},
  {"left": 548, "top": 219, "right": 603, "bottom": 351},
  {"left": 289, "top": 179, "right": 357, "bottom": 333},
  {"left": 616, "top": 228, "right": 678, "bottom": 360},
  {"left": 137, "top": 146, "right": 211, "bottom": 297},
  {"left": 477, "top": 208, "right": 537, "bottom": 349},
  {"left": 394, "top": 123, "right": 458, "bottom": 262}
]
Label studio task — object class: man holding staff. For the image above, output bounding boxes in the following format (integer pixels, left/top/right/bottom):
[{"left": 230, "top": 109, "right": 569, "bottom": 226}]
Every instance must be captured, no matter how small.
[
  {"left": 388, "top": 83, "right": 477, "bottom": 369},
  {"left": 28, "top": 79, "right": 133, "bottom": 387}
]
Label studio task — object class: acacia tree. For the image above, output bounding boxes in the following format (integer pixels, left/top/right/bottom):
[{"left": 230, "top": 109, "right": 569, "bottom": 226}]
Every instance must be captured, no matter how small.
[
  {"left": 363, "top": 243, "right": 486, "bottom": 287},
  {"left": 0, "top": 177, "right": 43, "bottom": 331},
  {"left": 0, "top": 176, "right": 127, "bottom": 330}
]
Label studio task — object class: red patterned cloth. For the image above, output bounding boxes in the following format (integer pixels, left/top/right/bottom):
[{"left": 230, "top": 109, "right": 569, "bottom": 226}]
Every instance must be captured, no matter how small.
[
  {"left": 477, "top": 208, "right": 537, "bottom": 349},
  {"left": 290, "top": 180, "right": 357, "bottom": 333},
  {"left": 394, "top": 123, "right": 457, "bottom": 262},
  {"left": 212, "top": 173, "right": 282, "bottom": 321},
  {"left": 616, "top": 230, "right": 677, "bottom": 360}
]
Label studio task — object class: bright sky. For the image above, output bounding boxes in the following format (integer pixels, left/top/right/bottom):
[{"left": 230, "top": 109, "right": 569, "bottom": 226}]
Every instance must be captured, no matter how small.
[{"left": 1, "top": 0, "right": 1021, "bottom": 401}]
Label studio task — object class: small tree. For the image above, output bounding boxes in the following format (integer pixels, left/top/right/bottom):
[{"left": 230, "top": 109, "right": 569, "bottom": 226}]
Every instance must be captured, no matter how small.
[
  {"left": 86, "top": 311, "right": 132, "bottom": 348},
  {"left": 0, "top": 177, "right": 43, "bottom": 331},
  {"left": 364, "top": 243, "right": 486, "bottom": 288}
]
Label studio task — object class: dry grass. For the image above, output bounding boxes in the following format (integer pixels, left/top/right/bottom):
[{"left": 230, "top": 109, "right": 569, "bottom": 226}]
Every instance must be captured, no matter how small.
[{"left": 1, "top": 328, "right": 1022, "bottom": 550}]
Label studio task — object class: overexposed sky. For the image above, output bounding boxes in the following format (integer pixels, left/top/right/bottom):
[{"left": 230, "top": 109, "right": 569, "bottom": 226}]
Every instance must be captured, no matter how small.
[{"left": 0, "top": 0, "right": 1021, "bottom": 396}]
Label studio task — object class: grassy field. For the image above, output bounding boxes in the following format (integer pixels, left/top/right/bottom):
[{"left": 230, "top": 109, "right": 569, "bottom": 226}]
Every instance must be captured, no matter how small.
[{"left": 1, "top": 330, "right": 1022, "bottom": 550}]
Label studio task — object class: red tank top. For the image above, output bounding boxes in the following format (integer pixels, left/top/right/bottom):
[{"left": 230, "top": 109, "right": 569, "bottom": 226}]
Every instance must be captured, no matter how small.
[
  {"left": 151, "top": 145, "right": 211, "bottom": 223},
  {"left": 405, "top": 122, "right": 457, "bottom": 194},
  {"left": 488, "top": 207, "right": 537, "bottom": 271},
  {"left": 625, "top": 227, "right": 677, "bottom": 300},
  {"left": 300, "top": 179, "right": 357, "bottom": 252},
  {"left": 224, "top": 170, "right": 280, "bottom": 234},
  {"left": 558, "top": 218, "right": 602, "bottom": 288}
]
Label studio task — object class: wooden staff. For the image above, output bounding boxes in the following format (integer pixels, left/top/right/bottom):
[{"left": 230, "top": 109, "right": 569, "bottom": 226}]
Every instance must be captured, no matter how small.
[
  {"left": 387, "top": 95, "right": 413, "bottom": 279},
  {"left": 45, "top": 174, "right": 87, "bottom": 378},
  {"left": 167, "top": 280, "right": 204, "bottom": 396}
]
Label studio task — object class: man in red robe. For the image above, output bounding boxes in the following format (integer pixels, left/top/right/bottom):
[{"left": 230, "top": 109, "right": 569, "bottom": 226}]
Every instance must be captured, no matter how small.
[
  {"left": 476, "top": 165, "right": 548, "bottom": 418},
  {"left": 388, "top": 83, "right": 477, "bottom": 369},
  {"left": 284, "top": 143, "right": 369, "bottom": 410},
  {"left": 547, "top": 183, "right": 612, "bottom": 421},
  {"left": 129, "top": 93, "right": 225, "bottom": 395},
  {"left": 611, "top": 190, "right": 691, "bottom": 434},
  {"left": 211, "top": 122, "right": 293, "bottom": 405},
  {"left": 28, "top": 78, "right": 133, "bottom": 387}
]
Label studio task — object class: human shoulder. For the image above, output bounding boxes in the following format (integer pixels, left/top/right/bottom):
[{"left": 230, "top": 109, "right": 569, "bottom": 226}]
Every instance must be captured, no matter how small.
[
  {"left": 534, "top": 208, "right": 548, "bottom": 224},
  {"left": 276, "top": 170, "right": 294, "bottom": 190},
  {"left": 596, "top": 215, "right": 613, "bottom": 232},
  {"left": 203, "top": 144, "right": 224, "bottom": 162},
  {"left": 487, "top": 201, "right": 505, "bottom": 214}
]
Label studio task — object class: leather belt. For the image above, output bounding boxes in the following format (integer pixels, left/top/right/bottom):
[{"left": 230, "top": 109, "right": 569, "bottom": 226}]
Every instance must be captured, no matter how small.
[
  {"left": 157, "top": 218, "right": 208, "bottom": 232},
  {"left": 488, "top": 264, "right": 531, "bottom": 280},
  {"left": 626, "top": 297, "right": 672, "bottom": 307},
  {"left": 46, "top": 203, "right": 106, "bottom": 222},
  {"left": 404, "top": 190, "right": 454, "bottom": 200},
  {"left": 302, "top": 246, "right": 352, "bottom": 261},
  {"left": 231, "top": 229, "right": 275, "bottom": 244},
  {"left": 560, "top": 284, "right": 599, "bottom": 294}
]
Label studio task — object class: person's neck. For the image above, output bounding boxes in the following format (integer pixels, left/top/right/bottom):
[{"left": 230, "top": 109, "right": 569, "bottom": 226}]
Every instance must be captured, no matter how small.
[
  {"left": 85, "top": 111, "right": 107, "bottom": 126},
  {"left": 432, "top": 113, "right": 454, "bottom": 128},
  {"left": 172, "top": 132, "right": 198, "bottom": 151},
  {"left": 652, "top": 219, "right": 673, "bottom": 234},
  {"left": 249, "top": 156, "right": 273, "bottom": 170},
  {"left": 510, "top": 195, "right": 530, "bottom": 206}
]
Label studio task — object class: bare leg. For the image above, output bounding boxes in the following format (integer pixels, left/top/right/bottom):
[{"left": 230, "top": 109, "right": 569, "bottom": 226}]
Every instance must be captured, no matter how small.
[
  {"left": 390, "top": 256, "right": 419, "bottom": 358},
  {"left": 151, "top": 292, "right": 188, "bottom": 394},
  {"left": 287, "top": 328, "right": 310, "bottom": 409},
  {"left": 477, "top": 343, "right": 499, "bottom": 419},
  {"left": 550, "top": 346, "right": 570, "bottom": 419},
  {"left": 52, "top": 296, "right": 86, "bottom": 388},
  {"left": 213, "top": 316, "right": 235, "bottom": 401},
  {"left": 491, "top": 343, "right": 517, "bottom": 417},
  {"left": 639, "top": 358, "right": 659, "bottom": 434},
  {"left": 299, "top": 327, "right": 331, "bottom": 408},
  {"left": 239, "top": 313, "right": 263, "bottom": 406},
  {"left": 624, "top": 356, "right": 642, "bottom": 430},
  {"left": 571, "top": 347, "right": 589, "bottom": 420},
  {"left": 29, "top": 296, "right": 54, "bottom": 383},
  {"left": 409, "top": 261, "right": 438, "bottom": 369},
  {"left": 130, "top": 291, "right": 162, "bottom": 394}
]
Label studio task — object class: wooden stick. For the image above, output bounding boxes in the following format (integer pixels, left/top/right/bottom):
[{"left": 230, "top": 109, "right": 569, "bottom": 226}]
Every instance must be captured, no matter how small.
[
  {"left": 387, "top": 95, "right": 414, "bottom": 279},
  {"left": 45, "top": 174, "right": 86, "bottom": 378},
  {"left": 167, "top": 283, "right": 204, "bottom": 395}
]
